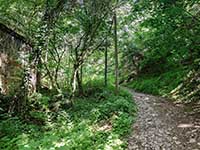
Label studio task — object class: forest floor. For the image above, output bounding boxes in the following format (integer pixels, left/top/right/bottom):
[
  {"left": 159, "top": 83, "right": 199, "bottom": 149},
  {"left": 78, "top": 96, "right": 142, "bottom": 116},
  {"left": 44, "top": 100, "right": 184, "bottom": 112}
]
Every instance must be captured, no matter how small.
[{"left": 127, "top": 89, "right": 200, "bottom": 150}]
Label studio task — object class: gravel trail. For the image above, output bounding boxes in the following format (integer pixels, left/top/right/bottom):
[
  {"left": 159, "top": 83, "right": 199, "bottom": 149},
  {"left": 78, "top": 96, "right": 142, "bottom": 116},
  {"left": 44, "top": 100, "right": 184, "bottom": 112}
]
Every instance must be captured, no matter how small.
[{"left": 128, "top": 90, "right": 200, "bottom": 150}]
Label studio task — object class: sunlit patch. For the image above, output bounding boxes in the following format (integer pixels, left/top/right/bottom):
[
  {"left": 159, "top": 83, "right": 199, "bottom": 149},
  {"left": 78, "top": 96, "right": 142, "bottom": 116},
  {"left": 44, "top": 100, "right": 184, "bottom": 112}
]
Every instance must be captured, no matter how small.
[
  {"left": 54, "top": 141, "right": 66, "bottom": 148},
  {"left": 96, "top": 123, "right": 112, "bottom": 132},
  {"left": 24, "top": 144, "right": 30, "bottom": 148},
  {"left": 178, "top": 123, "right": 200, "bottom": 128},
  {"left": 177, "top": 123, "right": 194, "bottom": 128},
  {"left": 104, "top": 135, "right": 124, "bottom": 150}
]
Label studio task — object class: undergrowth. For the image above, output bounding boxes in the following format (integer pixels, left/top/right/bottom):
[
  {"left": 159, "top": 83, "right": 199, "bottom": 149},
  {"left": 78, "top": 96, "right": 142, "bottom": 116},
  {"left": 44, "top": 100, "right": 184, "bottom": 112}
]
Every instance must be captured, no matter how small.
[{"left": 0, "top": 81, "right": 136, "bottom": 150}]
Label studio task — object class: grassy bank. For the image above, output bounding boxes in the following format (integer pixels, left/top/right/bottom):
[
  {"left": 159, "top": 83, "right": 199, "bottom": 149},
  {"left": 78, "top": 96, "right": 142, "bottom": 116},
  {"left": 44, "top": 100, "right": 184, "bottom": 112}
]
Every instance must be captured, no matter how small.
[{"left": 126, "top": 68, "right": 188, "bottom": 96}]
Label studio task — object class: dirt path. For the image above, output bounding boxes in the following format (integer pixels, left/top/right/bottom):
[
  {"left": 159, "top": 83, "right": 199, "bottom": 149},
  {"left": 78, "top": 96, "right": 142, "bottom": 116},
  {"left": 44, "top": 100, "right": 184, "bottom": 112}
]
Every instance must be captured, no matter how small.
[{"left": 128, "top": 90, "right": 200, "bottom": 150}]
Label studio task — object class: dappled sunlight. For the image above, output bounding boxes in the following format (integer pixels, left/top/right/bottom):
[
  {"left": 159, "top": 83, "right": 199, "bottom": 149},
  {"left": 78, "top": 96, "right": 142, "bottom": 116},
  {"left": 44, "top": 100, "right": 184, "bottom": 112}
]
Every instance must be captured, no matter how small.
[
  {"left": 177, "top": 123, "right": 194, "bottom": 128},
  {"left": 54, "top": 140, "right": 66, "bottom": 148},
  {"left": 104, "top": 135, "right": 124, "bottom": 150},
  {"left": 177, "top": 123, "right": 200, "bottom": 128},
  {"left": 96, "top": 123, "right": 112, "bottom": 132},
  {"left": 92, "top": 119, "right": 113, "bottom": 132}
]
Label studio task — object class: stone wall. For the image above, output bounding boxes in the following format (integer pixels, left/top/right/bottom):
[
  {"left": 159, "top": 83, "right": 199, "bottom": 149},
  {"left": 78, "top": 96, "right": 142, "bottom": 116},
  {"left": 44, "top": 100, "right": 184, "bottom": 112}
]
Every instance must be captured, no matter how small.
[{"left": 0, "top": 30, "right": 29, "bottom": 94}]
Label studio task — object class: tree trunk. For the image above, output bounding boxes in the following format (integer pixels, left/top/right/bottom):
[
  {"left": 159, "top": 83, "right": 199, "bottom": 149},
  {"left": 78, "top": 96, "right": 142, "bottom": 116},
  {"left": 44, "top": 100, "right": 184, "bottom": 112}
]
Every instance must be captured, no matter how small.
[
  {"left": 104, "top": 37, "right": 108, "bottom": 87},
  {"left": 77, "top": 69, "right": 83, "bottom": 96},
  {"left": 80, "top": 65, "right": 83, "bottom": 86},
  {"left": 36, "top": 58, "right": 42, "bottom": 92},
  {"left": 114, "top": 12, "right": 119, "bottom": 94},
  {"left": 71, "top": 63, "right": 78, "bottom": 97},
  {"left": 71, "top": 63, "right": 83, "bottom": 97}
]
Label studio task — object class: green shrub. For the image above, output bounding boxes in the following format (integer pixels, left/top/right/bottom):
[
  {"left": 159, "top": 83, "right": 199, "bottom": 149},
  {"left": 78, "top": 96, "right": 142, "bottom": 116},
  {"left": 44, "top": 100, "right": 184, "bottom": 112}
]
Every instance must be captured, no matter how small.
[
  {"left": 0, "top": 82, "right": 136, "bottom": 150},
  {"left": 112, "top": 112, "right": 133, "bottom": 136}
]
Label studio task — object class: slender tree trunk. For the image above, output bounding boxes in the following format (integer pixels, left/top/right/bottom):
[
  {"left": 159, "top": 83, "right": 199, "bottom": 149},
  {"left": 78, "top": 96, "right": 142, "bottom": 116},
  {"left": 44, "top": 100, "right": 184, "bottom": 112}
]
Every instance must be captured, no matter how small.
[
  {"left": 71, "top": 62, "right": 83, "bottom": 97},
  {"left": 71, "top": 48, "right": 79, "bottom": 97},
  {"left": 71, "top": 64, "right": 78, "bottom": 96},
  {"left": 36, "top": 58, "right": 42, "bottom": 92},
  {"left": 114, "top": 12, "right": 119, "bottom": 94},
  {"left": 104, "top": 37, "right": 108, "bottom": 87},
  {"left": 77, "top": 69, "right": 83, "bottom": 96},
  {"left": 80, "top": 65, "right": 83, "bottom": 85}
]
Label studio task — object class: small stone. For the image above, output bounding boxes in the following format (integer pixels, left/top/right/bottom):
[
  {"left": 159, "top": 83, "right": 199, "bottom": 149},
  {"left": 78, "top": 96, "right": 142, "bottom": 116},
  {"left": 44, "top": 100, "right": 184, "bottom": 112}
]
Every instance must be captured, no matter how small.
[
  {"left": 152, "top": 114, "right": 157, "bottom": 117},
  {"left": 175, "top": 141, "right": 181, "bottom": 145},
  {"left": 189, "top": 138, "right": 196, "bottom": 143}
]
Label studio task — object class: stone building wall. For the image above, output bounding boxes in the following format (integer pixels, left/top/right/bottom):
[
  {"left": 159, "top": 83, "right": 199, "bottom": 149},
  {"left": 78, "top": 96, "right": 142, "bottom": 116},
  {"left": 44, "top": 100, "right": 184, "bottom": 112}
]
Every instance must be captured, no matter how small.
[{"left": 0, "top": 30, "right": 29, "bottom": 95}]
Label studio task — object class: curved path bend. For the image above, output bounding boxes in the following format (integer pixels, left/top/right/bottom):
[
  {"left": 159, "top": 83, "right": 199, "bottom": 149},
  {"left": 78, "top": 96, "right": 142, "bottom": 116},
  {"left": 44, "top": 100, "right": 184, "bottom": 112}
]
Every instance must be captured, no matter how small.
[{"left": 128, "top": 89, "right": 200, "bottom": 150}]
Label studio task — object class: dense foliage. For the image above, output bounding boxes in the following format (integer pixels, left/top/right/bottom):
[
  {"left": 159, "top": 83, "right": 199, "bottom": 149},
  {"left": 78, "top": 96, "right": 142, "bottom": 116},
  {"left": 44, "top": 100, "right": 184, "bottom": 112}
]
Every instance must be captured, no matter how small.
[{"left": 120, "top": 0, "right": 200, "bottom": 103}]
